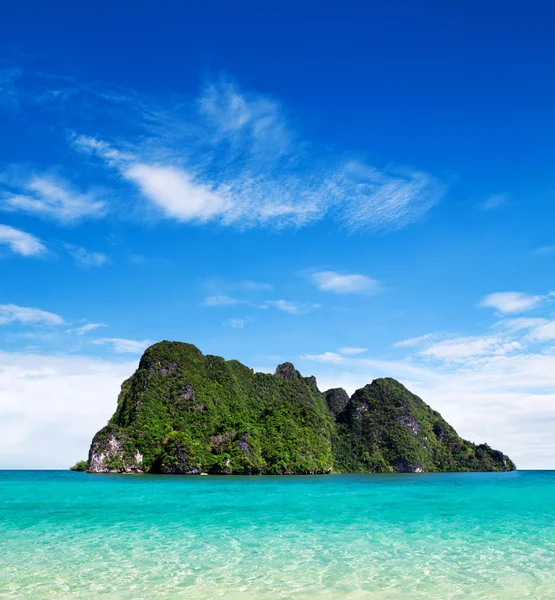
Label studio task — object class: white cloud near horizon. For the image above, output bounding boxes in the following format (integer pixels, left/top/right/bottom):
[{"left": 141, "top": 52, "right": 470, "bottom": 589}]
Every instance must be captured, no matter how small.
[
  {"left": 0, "top": 224, "right": 46, "bottom": 256},
  {"left": 299, "top": 348, "right": 555, "bottom": 470},
  {"left": 311, "top": 271, "right": 380, "bottom": 294},
  {"left": 0, "top": 304, "right": 64, "bottom": 326},
  {"left": 296, "top": 294, "right": 555, "bottom": 468},
  {"left": 0, "top": 351, "right": 135, "bottom": 469},
  {"left": 0, "top": 171, "right": 106, "bottom": 225}
]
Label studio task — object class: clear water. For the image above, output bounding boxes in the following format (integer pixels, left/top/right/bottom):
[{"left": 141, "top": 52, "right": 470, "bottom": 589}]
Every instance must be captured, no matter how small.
[{"left": 1, "top": 471, "right": 554, "bottom": 599}]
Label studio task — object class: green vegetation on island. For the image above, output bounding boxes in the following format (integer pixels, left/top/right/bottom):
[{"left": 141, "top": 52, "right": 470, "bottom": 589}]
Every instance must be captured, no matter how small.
[
  {"left": 69, "top": 460, "right": 88, "bottom": 472},
  {"left": 83, "top": 341, "right": 515, "bottom": 475}
]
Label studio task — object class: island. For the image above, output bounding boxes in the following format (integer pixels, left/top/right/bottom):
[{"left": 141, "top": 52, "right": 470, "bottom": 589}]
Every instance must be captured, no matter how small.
[{"left": 80, "top": 341, "right": 515, "bottom": 474}]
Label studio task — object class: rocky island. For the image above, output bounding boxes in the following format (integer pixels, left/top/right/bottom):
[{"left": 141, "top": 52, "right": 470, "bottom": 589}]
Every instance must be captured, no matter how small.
[{"left": 83, "top": 341, "right": 515, "bottom": 474}]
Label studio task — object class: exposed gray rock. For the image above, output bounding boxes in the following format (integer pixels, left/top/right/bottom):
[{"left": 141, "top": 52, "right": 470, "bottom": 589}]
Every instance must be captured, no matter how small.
[
  {"left": 324, "top": 388, "right": 350, "bottom": 417},
  {"left": 87, "top": 430, "right": 143, "bottom": 473}
]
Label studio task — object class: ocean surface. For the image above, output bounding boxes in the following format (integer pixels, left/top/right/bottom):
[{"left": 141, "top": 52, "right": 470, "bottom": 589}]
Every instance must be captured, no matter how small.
[{"left": 1, "top": 470, "right": 555, "bottom": 599}]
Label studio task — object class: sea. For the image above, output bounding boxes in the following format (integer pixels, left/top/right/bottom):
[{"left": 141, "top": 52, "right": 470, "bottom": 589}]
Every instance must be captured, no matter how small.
[{"left": 1, "top": 470, "right": 554, "bottom": 599}]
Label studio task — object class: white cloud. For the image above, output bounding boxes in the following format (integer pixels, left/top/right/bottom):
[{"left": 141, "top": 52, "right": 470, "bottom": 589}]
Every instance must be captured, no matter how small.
[
  {"left": 93, "top": 338, "right": 152, "bottom": 354},
  {"left": 223, "top": 318, "right": 250, "bottom": 329},
  {"left": 64, "top": 244, "right": 109, "bottom": 267},
  {"left": 0, "top": 351, "right": 135, "bottom": 468},
  {"left": 71, "top": 78, "right": 444, "bottom": 232},
  {"left": 480, "top": 193, "right": 508, "bottom": 211},
  {"left": 0, "top": 224, "right": 46, "bottom": 256},
  {"left": 528, "top": 321, "right": 555, "bottom": 343},
  {"left": 479, "top": 291, "right": 551, "bottom": 314},
  {"left": 394, "top": 333, "right": 438, "bottom": 348},
  {"left": 311, "top": 271, "right": 380, "bottom": 294},
  {"left": 338, "top": 347, "right": 367, "bottom": 355},
  {"left": 268, "top": 299, "right": 320, "bottom": 315},
  {"left": 67, "top": 323, "right": 107, "bottom": 335},
  {"left": 494, "top": 317, "right": 548, "bottom": 333},
  {"left": 420, "top": 335, "right": 522, "bottom": 363},
  {"left": 204, "top": 294, "right": 239, "bottom": 306},
  {"left": 0, "top": 304, "right": 64, "bottom": 326},
  {"left": 300, "top": 351, "right": 344, "bottom": 364},
  {"left": 199, "top": 79, "right": 292, "bottom": 159},
  {"left": 332, "top": 162, "right": 445, "bottom": 231},
  {"left": 0, "top": 172, "right": 106, "bottom": 224},
  {"left": 124, "top": 163, "right": 230, "bottom": 223}
]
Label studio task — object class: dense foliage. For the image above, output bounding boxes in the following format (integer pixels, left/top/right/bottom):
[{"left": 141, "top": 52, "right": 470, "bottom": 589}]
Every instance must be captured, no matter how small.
[
  {"left": 333, "top": 378, "right": 515, "bottom": 473},
  {"left": 69, "top": 460, "right": 88, "bottom": 472},
  {"left": 85, "top": 341, "right": 515, "bottom": 474}
]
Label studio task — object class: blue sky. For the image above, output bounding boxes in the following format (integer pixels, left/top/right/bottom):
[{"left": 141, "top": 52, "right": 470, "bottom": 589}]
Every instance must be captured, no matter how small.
[{"left": 1, "top": 1, "right": 555, "bottom": 468}]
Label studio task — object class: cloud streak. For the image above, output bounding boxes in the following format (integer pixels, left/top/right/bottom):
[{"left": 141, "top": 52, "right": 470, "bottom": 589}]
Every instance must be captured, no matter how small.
[
  {"left": 0, "top": 171, "right": 106, "bottom": 225},
  {"left": 60, "top": 74, "right": 445, "bottom": 232},
  {"left": 0, "top": 304, "right": 64, "bottom": 326},
  {"left": 311, "top": 271, "right": 380, "bottom": 294},
  {"left": 93, "top": 338, "right": 153, "bottom": 354},
  {"left": 479, "top": 291, "right": 554, "bottom": 314},
  {"left": 0, "top": 224, "right": 46, "bottom": 257}
]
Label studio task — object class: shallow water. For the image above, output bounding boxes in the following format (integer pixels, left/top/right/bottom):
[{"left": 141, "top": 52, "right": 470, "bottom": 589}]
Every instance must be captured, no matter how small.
[{"left": 1, "top": 470, "right": 554, "bottom": 599}]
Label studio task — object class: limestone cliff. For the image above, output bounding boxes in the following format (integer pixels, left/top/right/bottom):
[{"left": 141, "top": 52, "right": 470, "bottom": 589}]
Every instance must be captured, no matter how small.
[{"left": 86, "top": 341, "right": 515, "bottom": 474}]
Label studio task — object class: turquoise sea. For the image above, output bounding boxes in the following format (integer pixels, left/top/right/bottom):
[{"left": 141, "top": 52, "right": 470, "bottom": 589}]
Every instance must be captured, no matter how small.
[{"left": 1, "top": 471, "right": 555, "bottom": 599}]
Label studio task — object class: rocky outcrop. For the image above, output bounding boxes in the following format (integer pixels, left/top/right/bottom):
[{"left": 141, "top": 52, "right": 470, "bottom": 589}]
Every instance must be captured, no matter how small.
[
  {"left": 323, "top": 388, "right": 350, "bottom": 417},
  {"left": 87, "top": 428, "right": 144, "bottom": 473},
  {"left": 84, "top": 341, "right": 516, "bottom": 475}
]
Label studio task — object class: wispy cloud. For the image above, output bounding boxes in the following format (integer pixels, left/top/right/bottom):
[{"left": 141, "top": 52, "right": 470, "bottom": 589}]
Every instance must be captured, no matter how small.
[
  {"left": 479, "top": 193, "right": 508, "bottom": 211},
  {"left": 394, "top": 333, "right": 439, "bottom": 348},
  {"left": 93, "top": 337, "right": 152, "bottom": 354},
  {"left": 268, "top": 299, "right": 320, "bottom": 315},
  {"left": 223, "top": 317, "right": 250, "bottom": 329},
  {"left": 311, "top": 271, "right": 380, "bottom": 294},
  {"left": 0, "top": 170, "right": 106, "bottom": 225},
  {"left": 338, "top": 347, "right": 367, "bottom": 355},
  {"left": 420, "top": 335, "right": 522, "bottom": 363},
  {"left": 64, "top": 244, "right": 109, "bottom": 268},
  {"left": 62, "top": 74, "right": 445, "bottom": 232},
  {"left": 0, "top": 304, "right": 64, "bottom": 326},
  {"left": 300, "top": 351, "right": 345, "bottom": 364},
  {"left": 479, "top": 291, "right": 554, "bottom": 314},
  {"left": 0, "top": 224, "right": 46, "bottom": 257},
  {"left": 204, "top": 294, "right": 240, "bottom": 306},
  {"left": 66, "top": 323, "right": 107, "bottom": 335},
  {"left": 527, "top": 321, "right": 555, "bottom": 343}
]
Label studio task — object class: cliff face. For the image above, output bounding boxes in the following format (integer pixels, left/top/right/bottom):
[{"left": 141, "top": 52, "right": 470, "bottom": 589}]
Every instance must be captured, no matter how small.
[
  {"left": 87, "top": 341, "right": 515, "bottom": 474},
  {"left": 332, "top": 378, "right": 516, "bottom": 473},
  {"left": 88, "top": 341, "right": 334, "bottom": 475}
]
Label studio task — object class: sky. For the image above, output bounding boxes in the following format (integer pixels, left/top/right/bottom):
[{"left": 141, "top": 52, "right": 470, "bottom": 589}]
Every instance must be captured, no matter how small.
[{"left": 1, "top": 0, "right": 555, "bottom": 469}]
